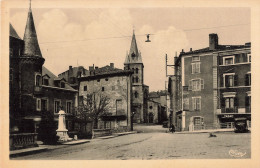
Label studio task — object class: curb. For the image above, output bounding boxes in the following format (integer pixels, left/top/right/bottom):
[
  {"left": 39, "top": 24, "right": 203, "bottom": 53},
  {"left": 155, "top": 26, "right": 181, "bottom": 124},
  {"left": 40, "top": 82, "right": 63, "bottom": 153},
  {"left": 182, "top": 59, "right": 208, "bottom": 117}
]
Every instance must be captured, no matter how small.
[
  {"left": 61, "top": 140, "right": 91, "bottom": 145},
  {"left": 10, "top": 147, "right": 48, "bottom": 158}
]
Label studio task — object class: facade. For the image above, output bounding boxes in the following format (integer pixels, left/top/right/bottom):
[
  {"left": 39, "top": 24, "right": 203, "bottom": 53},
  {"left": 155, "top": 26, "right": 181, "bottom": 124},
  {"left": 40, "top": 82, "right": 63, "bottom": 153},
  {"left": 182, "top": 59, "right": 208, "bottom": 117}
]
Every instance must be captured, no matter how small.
[
  {"left": 124, "top": 31, "right": 149, "bottom": 123},
  {"left": 78, "top": 64, "right": 133, "bottom": 132},
  {"left": 147, "top": 100, "right": 160, "bottom": 123},
  {"left": 58, "top": 66, "right": 89, "bottom": 90},
  {"left": 9, "top": 6, "right": 77, "bottom": 134},
  {"left": 169, "top": 33, "right": 251, "bottom": 131},
  {"left": 148, "top": 91, "right": 168, "bottom": 123}
]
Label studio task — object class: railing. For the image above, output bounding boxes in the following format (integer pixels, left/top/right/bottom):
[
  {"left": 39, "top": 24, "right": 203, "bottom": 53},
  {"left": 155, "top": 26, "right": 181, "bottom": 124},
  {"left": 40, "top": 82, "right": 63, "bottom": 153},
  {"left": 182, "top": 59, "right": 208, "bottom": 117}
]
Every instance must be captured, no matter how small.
[
  {"left": 221, "top": 107, "right": 238, "bottom": 113},
  {"left": 219, "top": 122, "right": 234, "bottom": 129},
  {"left": 10, "top": 133, "right": 38, "bottom": 150}
]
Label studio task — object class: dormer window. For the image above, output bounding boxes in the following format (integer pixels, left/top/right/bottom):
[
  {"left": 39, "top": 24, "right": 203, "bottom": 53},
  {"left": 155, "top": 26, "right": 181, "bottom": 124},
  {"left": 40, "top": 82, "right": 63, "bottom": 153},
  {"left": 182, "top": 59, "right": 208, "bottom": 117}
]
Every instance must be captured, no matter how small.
[
  {"left": 61, "top": 82, "right": 65, "bottom": 88},
  {"left": 43, "top": 79, "right": 49, "bottom": 86}
]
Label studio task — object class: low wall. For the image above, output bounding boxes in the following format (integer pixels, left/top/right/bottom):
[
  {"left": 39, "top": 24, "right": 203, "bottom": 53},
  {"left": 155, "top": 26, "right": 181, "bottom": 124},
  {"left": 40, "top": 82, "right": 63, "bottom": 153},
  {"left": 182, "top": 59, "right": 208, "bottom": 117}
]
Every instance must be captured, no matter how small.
[{"left": 10, "top": 133, "right": 38, "bottom": 150}]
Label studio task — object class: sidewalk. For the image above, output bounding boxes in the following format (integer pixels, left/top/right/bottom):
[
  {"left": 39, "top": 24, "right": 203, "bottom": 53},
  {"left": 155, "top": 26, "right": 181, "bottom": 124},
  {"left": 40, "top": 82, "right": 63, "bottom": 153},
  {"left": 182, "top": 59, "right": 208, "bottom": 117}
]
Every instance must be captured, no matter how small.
[
  {"left": 10, "top": 131, "right": 137, "bottom": 157},
  {"left": 174, "top": 128, "right": 252, "bottom": 134}
]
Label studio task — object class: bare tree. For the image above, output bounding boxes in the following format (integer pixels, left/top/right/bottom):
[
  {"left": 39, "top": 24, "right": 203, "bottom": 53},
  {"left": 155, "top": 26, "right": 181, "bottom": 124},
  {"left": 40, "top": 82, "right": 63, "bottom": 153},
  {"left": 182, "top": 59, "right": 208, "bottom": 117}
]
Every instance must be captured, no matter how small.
[{"left": 76, "top": 93, "right": 110, "bottom": 129}]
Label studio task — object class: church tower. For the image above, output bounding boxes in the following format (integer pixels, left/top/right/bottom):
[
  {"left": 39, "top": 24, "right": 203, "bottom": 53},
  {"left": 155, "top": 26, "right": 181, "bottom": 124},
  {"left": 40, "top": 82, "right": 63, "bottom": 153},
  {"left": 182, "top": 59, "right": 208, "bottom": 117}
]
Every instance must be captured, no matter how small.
[{"left": 124, "top": 31, "right": 145, "bottom": 123}]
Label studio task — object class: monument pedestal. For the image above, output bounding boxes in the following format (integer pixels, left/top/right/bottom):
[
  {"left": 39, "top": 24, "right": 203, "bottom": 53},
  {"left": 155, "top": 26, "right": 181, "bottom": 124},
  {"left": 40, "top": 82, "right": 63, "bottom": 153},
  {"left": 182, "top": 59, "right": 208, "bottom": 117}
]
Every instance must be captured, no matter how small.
[{"left": 56, "top": 110, "right": 69, "bottom": 141}]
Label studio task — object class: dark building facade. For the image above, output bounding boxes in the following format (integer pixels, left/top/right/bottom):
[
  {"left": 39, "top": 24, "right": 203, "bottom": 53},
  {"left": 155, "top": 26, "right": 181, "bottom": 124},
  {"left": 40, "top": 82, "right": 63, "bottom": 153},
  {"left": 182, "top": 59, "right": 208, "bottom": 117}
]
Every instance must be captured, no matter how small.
[
  {"left": 169, "top": 33, "right": 251, "bottom": 131},
  {"left": 124, "top": 31, "right": 149, "bottom": 123},
  {"left": 9, "top": 5, "right": 77, "bottom": 134}
]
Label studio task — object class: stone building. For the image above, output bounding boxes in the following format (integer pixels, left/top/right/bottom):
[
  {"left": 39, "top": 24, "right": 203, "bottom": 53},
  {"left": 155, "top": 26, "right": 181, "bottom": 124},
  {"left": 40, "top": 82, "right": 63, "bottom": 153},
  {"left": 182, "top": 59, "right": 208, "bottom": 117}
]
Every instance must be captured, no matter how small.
[
  {"left": 147, "top": 100, "right": 160, "bottom": 124},
  {"left": 58, "top": 66, "right": 89, "bottom": 90},
  {"left": 168, "top": 33, "right": 251, "bottom": 131},
  {"left": 78, "top": 64, "right": 133, "bottom": 132},
  {"left": 148, "top": 91, "right": 168, "bottom": 123},
  {"left": 124, "top": 31, "right": 149, "bottom": 123},
  {"left": 9, "top": 5, "right": 77, "bottom": 134}
]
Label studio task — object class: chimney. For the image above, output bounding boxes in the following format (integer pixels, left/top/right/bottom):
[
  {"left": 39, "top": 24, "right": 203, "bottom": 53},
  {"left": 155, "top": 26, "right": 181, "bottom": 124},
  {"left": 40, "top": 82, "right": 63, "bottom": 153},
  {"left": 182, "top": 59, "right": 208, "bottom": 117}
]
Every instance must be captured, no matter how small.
[
  {"left": 110, "top": 63, "right": 114, "bottom": 68},
  {"left": 190, "top": 48, "right": 192, "bottom": 52},
  {"left": 69, "top": 66, "right": 72, "bottom": 71},
  {"left": 209, "top": 33, "right": 218, "bottom": 50},
  {"left": 245, "top": 42, "right": 251, "bottom": 47},
  {"left": 89, "top": 66, "right": 94, "bottom": 71}
]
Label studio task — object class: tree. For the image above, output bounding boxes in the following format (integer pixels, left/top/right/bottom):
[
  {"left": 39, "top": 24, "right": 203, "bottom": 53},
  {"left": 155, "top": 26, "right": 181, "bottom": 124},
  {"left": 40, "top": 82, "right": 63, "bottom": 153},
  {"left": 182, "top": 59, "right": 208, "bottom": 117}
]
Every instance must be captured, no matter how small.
[{"left": 76, "top": 93, "right": 110, "bottom": 129}]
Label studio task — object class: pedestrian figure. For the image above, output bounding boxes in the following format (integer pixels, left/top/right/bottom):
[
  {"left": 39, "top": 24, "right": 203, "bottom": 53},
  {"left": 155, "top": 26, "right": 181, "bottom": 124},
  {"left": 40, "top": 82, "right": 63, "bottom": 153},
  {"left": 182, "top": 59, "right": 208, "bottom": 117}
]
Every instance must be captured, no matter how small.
[{"left": 170, "top": 124, "right": 175, "bottom": 133}]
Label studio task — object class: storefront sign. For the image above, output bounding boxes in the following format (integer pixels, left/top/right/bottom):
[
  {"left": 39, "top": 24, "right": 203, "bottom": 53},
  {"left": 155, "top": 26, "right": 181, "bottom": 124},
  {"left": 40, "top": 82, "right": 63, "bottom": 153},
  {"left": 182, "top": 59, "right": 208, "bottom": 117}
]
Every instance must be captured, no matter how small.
[{"left": 222, "top": 115, "right": 234, "bottom": 118}]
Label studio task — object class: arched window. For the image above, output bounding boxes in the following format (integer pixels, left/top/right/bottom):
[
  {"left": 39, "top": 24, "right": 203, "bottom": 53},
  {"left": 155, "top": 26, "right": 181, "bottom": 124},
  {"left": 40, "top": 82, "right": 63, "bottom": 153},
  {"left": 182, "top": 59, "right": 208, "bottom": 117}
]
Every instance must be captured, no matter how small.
[
  {"left": 134, "top": 91, "right": 138, "bottom": 98},
  {"left": 136, "top": 68, "right": 138, "bottom": 73},
  {"left": 35, "top": 74, "right": 41, "bottom": 86},
  {"left": 132, "top": 76, "right": 135, "bottom": 83},
  {"left": 136, "top": 77, "right": 139, "bottom": 83},
  {"left": 131, "top": 53, "right": 135, "bottom": 58},
  {"left": 61, "top": 82, "right": 65, "bottom": 88}
]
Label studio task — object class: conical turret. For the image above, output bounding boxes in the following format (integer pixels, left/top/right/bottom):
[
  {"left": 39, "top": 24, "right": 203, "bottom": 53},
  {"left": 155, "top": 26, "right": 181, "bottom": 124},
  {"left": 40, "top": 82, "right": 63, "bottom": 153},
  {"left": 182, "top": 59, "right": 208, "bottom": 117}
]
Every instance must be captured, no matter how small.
[{"left": 23, "top": 2, "right": 42, "bottom": 57}]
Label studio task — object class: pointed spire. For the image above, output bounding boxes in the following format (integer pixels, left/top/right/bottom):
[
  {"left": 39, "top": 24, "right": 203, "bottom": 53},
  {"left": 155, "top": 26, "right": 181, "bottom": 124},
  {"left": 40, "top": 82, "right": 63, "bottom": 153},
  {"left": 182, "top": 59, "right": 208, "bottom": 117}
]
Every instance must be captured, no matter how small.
[
  {"left": 129, "top": 30, "right": 139, "bottom": 57},
  {"left": 124, "top": 30, "right": 143, "bottom": 64},
  {"left": 23, "top": 0, "right": 42, "bottom": 57}
]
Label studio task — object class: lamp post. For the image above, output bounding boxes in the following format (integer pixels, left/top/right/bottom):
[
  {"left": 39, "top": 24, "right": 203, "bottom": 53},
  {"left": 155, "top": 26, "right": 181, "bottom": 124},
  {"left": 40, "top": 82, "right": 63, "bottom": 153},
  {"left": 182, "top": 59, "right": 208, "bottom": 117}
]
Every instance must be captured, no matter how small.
[{"left": 131, "top": 111, "right": 135, "bottom": 131}]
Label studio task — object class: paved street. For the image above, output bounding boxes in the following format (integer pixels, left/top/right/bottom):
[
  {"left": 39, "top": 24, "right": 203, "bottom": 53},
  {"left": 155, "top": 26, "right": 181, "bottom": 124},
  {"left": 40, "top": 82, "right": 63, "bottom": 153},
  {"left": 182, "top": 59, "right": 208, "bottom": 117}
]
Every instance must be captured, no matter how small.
[{"left": 12, "top": 124, "right": 251, "bottom": 160}]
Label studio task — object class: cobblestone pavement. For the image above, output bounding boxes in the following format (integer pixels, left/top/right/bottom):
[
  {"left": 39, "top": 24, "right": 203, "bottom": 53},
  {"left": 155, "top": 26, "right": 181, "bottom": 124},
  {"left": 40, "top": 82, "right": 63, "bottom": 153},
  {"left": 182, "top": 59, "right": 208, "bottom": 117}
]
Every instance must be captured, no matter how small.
[{"left": 12, "top": 125, "right": 251, "bottom": 160}]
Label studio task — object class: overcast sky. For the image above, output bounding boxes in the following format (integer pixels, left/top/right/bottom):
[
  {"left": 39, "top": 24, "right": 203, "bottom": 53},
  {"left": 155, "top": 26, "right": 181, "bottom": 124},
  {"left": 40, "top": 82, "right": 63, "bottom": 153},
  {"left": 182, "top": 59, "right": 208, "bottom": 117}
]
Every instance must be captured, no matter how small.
[{"left": 10, "top": 7, "right": 250, "bottom": 91}]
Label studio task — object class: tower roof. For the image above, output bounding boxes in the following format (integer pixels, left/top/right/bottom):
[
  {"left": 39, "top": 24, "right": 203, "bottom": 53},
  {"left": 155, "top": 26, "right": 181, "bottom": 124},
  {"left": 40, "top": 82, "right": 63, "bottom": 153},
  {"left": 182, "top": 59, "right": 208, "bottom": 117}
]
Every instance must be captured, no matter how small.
[
  {"left": 124, "top": 31, "right": 143, "bottom": 64},
  {"left": 10, "top": 23, "right": 22, "bottom": 40},
  {"left": 23, "top": 4, "right": 42, "bottom": 57}
]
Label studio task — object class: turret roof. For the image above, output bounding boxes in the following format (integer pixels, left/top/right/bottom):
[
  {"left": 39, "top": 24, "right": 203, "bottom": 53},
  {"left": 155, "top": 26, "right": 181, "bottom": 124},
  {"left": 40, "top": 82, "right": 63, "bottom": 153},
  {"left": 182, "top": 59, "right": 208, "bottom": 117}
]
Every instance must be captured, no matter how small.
[
  {"left": 23, "top": 5, "right": 42, "bottom": 57},
  {"left": 10, "top": 24, "right": 22, "bottom": 40}
]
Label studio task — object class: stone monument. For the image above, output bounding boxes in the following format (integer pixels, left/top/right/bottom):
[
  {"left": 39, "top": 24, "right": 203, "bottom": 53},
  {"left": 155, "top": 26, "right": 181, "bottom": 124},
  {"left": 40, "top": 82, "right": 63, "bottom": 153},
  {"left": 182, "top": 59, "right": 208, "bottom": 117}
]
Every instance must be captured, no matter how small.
[{"left": 56, "top": 110, "right": 69, "bottom": 141}]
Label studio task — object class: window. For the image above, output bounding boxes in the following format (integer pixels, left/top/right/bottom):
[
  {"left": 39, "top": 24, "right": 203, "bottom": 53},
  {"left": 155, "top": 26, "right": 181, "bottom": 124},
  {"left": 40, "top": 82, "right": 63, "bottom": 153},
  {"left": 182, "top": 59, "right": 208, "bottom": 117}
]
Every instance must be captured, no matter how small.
[
  {"left": 189, "top": 79, "right": 204, "bottom": 91},
  {"left": 35, "top": 74, "right": 41, "bottom": 86},
  {"left": 183, "top": 98, "right": 189, "bottom": 110},
  {"left": 132, "top": 76, "right": 135, "bottom": 83},
  {"left": 245, "top": 73, "right": 251, "bottom": 86},
  {"left": 36, "top": 98, "right": 41, "bottom": 111},
  {"left": 66, "top": 101, "right": 72, "bottom": 113},
  {"left": 102, "top": 87, "right": 105, "bottom": 91},
  {"left": 192, "top": 97, "right": 201, "bottom": 111},
  {"left": 223, "top": 56, "right": 234, "bottom": 65},
  {"left": 248, "top": 54, "right": 251, "bottom": 62},
  {"left": 41, "top": 98, "right": 48, "bottom": 111},
  {"left": 136, "top": 77, "right": 139, "bottom": 83},
  {"left": 43, "top": 78, "right": 49, "bottom": 86},
  {"left": 191, "top": 62, "right": 200, "bottom": 74},
  {"left": 136, "top": 68, "right": 139, "bottom": 73},
  {"left": 225, "top": 97, "right": 234, "bottom": 109},
  {"left": 134, "top": 91, "right": 138, "bottom": 98},
  {"left": 194, "top": 117, "right": 201, "bottom": 126},
  {"left": 116, "top": 99, "right": 122, "bottom": 114},
  {"left": 223, "top": 74, "right": 237, "bottom": 87},
  {"left": 192, "top": 56, "right": 200, "bottom": 62},
  {"left": 84, "top": 85, "right": 87, "bottom": 91},
  {"left": 131, "top": 53, "right": 135, "bottom": 57},
  {"left": 54, "top": 100, "right": 61, "bottom": 113},
  {"left": 61, "top": 82, "right": 65, "bottom": 88}
]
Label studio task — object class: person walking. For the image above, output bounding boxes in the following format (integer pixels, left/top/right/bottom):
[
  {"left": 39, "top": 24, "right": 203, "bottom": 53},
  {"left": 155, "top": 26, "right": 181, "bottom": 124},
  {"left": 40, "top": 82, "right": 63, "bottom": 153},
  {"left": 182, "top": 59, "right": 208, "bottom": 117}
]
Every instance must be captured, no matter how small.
[{"left": 170, "top": 124, "right": 175, "bottom": 133}]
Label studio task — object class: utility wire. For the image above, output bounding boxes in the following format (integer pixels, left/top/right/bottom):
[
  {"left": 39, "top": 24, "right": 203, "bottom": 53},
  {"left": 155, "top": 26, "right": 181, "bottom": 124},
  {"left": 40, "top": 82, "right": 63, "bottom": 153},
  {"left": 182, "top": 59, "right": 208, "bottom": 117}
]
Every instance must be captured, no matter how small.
[{"left": 40, "top": 23, "right": 249, "bottom": 45}]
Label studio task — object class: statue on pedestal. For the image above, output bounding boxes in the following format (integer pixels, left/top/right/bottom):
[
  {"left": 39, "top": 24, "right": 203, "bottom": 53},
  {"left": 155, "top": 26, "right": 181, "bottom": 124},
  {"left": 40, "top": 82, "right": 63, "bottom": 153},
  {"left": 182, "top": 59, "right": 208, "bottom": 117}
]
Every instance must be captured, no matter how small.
[{"left": 56, "top": 110, "right": 69, "bottom": 141}]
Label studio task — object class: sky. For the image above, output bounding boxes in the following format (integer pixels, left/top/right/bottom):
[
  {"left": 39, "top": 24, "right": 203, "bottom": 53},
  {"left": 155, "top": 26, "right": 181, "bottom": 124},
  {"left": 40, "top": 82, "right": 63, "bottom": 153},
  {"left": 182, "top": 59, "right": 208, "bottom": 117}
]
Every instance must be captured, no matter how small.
[{"left": 10, "top": 6, "right": 250, "bottom": 91}]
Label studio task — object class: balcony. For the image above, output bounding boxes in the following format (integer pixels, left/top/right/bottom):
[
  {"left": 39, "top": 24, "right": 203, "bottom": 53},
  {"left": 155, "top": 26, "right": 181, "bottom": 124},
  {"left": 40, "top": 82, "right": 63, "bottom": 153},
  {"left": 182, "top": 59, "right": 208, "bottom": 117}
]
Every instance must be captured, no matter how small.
[{"left": 221, "top": 107, "right": 238, "bottom": 114}]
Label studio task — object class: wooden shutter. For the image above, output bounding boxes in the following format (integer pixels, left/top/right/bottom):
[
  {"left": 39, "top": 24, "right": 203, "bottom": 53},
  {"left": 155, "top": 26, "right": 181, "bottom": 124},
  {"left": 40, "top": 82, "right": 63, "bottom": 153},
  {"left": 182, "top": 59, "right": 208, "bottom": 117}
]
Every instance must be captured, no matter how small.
[
  {"left": 234, "top": 97, "right": 238, "bottom": 107},
  {"left": 189, "top": 80, "right": 192, "bottom": 90},
  {"left": 225, "top": 75, "right": 229, "bottom": 87},
  {"left": 201, "top": 79, "right": 204, "bottom": 89},
  {"left": 245, "top": 74, "right": 249, "bottom": 86},
  {"left": 234, "top": 75, "right": 238, "bottom": 86},
  {"left": 245, "top": 96, "right": 249, "bottom": 107},
  {"left": 221, "top": 97, "right": 225, "bottom": 108},
  {"left": 220, "top": 75, "right": 223, "bottom": 87},
  {"left": 191, "top": 63, "right": 194, "bottom": 74}
]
